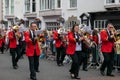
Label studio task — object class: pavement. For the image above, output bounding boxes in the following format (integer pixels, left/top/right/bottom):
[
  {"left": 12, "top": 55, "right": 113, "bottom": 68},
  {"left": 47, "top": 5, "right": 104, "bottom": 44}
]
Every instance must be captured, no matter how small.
[{"left": 0, "top": 51, "right": 120, "bottom": 80}]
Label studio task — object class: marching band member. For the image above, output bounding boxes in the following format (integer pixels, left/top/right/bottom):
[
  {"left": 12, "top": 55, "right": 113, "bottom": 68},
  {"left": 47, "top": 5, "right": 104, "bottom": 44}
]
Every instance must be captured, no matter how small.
[
  {"left": 8, "top": 26, "right": 21, "bottom": 69},
  {"left": 100, "top": 23, "right": 116, "bottom": 77},
  {"left": 0, "top": 29, "right": 6, "bottom": 54},
  {"left": 66, "top": 24, "right": 83, "bottom": 79},
  {"left": 19, "top": 31, "right": 26, "bottom": 59},
  {"left": 79, "top": 32, "right": 91, "bottom": 71},
  {"left": 19, "top": 19, "right": 26, "bottom": 58},
  {"left": 24, "top": 22, "right": 41, "bottom": 80},
  {"left": 91, "top": 29, "right": 100, "bottom": 66},
  {"left": 53, "top": 26, "right": 66, "bottom": 66}
]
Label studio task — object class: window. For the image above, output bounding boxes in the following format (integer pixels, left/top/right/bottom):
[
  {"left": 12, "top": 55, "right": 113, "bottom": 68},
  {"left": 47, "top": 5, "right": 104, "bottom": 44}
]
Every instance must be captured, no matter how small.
[
  {"left": 50, "top": 0, "right": 55, "bottom": 9},
  {"left": 42, "top": 0, "right": 45, "bottom": 10},
  {"left": 70, "top": 0, "right": 77, "bottom": 8},
  {"left": 46, "top": 22, "right": 60, "bottom": 31},
  {"left": 11, "top": 0, "right": 14, "bottom": 14},
  {"left": 94, "top": 20, "right": 107, "bottom": 30},
  {"left": 25, "top": 0, "right": 30, "bottom": 12},
  {"left": 39, "top": 0, "right": 55, "bottom": 10},
  {"left": 106, "top": 0, "right": 115, "bottom": 3},
  {"left": 45, "top": 0, "right": 50, "bottom": 9},
  {"left": 68, "top": 21, "right": 77, "bottom": 28},
  {"left": 5, "top": 0, "right": 9, "bottom": 15},
  {"left": 57, "top": 0, "right": 61, "bottom": 8},
  {"left": 32, "top": 0, "right": 36, "bottom": 12}
]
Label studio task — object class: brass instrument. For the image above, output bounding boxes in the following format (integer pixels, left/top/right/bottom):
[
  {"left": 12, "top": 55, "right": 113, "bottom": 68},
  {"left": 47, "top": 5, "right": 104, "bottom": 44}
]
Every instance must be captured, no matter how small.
[
  {"left": 111, "top": 26, "right": 120, "bottom": 54},
  {"left": 57, "top": 27, "right": 67, "bottom": 43},
  {"left": 115, "top": 41, "right": 120, "bottom": 54},
  {"left": 0, "top": 28, "right": 5, "bottom": 39},
  {"left": 0, "top": 34, "right": 3, "bottom": 39},
  {"left": 38, "top": 33, "right": 44, "bottom": 42},
  {"left": 13, "top": 26, "right": 21, "bottom": 39},
  {"left": 111, "top": 26, "right": 117, "bottom": 41},
  {"left": 79, "top": 26, "right": 94, "bottom": 48}
]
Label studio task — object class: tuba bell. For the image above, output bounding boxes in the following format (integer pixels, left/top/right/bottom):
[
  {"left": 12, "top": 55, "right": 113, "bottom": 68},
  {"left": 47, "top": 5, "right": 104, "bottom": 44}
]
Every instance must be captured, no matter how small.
[
  {"left": 58, "top": 27, "right": 67, "bottom": 35},
  {"left": 57, "top": 27, "right": 67, "bottom": 43}
]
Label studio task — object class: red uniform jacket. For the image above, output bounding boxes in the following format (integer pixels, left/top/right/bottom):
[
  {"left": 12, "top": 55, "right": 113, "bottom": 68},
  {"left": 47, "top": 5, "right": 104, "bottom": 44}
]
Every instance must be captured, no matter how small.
[
  {"left": 53, "top": 31, "right": 62, "bottom": 48},
  {"left": 93, "top": 35, "right": 98, "bottom": 45},
  {"left": 100, "top": 29, "right": 114, "bottom": 53},
  {"left": 0, "top": 35, "right": 6, "bottom": 47},
  {"left": 66, "top": 32, "right": 76, "bottom": 55},
  {"left": 0, "top": 38, "right": 3, "bottom": 47},
  {"left": 25, "top": 31, "right": 40, "bottom": 56},
  {"left": 8, "top": 31, "right": 17, "bottom": 48}
]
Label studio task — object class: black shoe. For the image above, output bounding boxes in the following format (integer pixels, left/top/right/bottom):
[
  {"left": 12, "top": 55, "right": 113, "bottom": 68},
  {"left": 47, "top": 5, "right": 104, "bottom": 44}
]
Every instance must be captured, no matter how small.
[
  {"left": 106, "top": 74, "right": 115, "bottom": 77},
  {"left": 57, "top": 64, "right": 62, "bottom": 66},
  {"left": 61, "top": 63, "right": 64, "bottom": 66},
  {"left": 30, "top": 77, "right": 37, "bottom": 80},
  {"left": 83, "top": 69, "right": 88, "bottom": 71},
  {"left": 100, "top": 71, "right": 105, "bottom": 76},
  {"left": 74, "top": 77, "right": 81, "bottom": 79},
  {"left": 13, "top": 66, "right": 18, "bottom": 69},
  {"left": 16, "top": 64, "right": 18, "bottom": 68},
  {"left": 36, "top": 70, "right": 40, "bottom": 73},
  {"left": 70, "top": 73, "right": 75, "bottom": 79}
]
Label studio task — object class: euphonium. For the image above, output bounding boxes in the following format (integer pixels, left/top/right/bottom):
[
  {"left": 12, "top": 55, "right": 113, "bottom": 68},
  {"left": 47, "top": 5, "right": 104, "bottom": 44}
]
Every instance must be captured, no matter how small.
[{"left": 79, "top": 28, "right": 93, "bottom": 47}]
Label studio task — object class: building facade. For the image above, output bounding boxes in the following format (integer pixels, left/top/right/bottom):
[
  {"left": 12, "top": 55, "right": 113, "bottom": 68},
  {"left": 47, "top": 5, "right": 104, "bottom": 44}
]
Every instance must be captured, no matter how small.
[
  {"left": 2, "top": 0, "right": 120, "bottom": 30},
  {"left": 3, "top": 0, "right": 25, "bottom": 28},
  {"left": 0, "top": 0, "right": 3, "bottom": 21},
  {"left": 90, "top": 0, "right": 120, "bottom": 30}
]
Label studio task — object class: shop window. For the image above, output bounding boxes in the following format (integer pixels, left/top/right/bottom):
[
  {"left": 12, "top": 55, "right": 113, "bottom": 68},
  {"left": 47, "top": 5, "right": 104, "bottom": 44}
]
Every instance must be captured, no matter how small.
[{"left": 94, "top": 20, "right": 107, "bottom": 30}]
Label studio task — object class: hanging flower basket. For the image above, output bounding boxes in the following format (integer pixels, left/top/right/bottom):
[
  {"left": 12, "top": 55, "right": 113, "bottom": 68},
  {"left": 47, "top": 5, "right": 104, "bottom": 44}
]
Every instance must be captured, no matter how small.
[
  {"left": 57, "top": 17, "right": 65, "bottom": 24},
  {"left": 0, "top": 20, "right": 6, "bottom": 24}
]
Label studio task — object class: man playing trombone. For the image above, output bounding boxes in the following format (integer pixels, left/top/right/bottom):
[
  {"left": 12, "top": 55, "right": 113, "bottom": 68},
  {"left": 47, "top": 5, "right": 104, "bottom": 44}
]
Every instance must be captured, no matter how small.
[{"left": 100, "top": 23, "right": 116, "bottom": 77}]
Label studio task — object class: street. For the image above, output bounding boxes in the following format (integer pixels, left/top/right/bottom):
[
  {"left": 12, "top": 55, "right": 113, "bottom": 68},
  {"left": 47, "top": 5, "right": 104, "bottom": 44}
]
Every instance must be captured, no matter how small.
[{"left": 0, "top": 51, "right": 120, "bottom": 80}]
